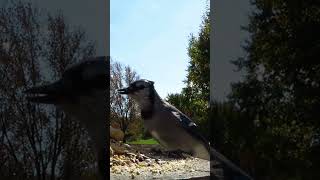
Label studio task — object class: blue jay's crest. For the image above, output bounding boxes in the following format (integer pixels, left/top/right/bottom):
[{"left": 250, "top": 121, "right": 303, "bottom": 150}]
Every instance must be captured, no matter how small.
[
  {"left": 118, "top": 79, "right": 154, "bottom": 95},
  {"left": 132, "top": 79, "right": 154, "bottom": 87},
  {"left": 25, "top": 56, "right": 109, "bottom": 104}
]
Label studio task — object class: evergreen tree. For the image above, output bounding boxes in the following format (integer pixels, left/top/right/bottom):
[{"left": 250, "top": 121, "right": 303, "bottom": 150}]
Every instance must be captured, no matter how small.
[
  {"left": 229, "top": 0, "right": 320, "bottom": 179},
  {"left": 167, "top": 8, "right": 210, "bottom": 139}
]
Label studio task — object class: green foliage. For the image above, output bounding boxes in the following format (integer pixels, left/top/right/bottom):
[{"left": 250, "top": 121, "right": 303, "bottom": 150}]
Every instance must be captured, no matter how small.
[
  {"left": 166, "top": 8, "right": 210, "bottom": 140},
  {"left": 126, "top": 117, "right": 144, "bottom": 141},
  {"left": 186, "top": 9, "right": 210, "bottom": 101},
  {"left": 128, "top": 138, "right": 159, "bottom": 145},
  {"left": 228, "top": 0, "right": 320, "bottom": 179}
]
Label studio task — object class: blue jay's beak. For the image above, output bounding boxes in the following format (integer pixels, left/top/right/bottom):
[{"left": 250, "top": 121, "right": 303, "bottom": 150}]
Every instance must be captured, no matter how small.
[
  {"left": 117, "top": 87, "right": 130, "bottom": 94},
  {"left": 24, "top": 80, "right": 66, "bottom": 104}
]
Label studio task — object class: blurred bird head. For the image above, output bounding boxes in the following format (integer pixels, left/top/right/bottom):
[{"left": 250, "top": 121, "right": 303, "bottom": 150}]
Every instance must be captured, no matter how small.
[{"left": 24, "top": 56, "right": 108, "bottom": 106}]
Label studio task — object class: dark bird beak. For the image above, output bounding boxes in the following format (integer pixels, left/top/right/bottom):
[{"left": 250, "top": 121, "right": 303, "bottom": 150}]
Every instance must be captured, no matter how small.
[
  {"left": 117, "top": 87, "right": 130, "bottom": 94},
  {"left": 24, "top": 81, "right": 65, "bottom": 104}
]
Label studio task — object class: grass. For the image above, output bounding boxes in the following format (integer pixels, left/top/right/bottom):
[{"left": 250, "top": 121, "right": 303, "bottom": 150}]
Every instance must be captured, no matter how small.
[{"left": 128, "top": 138, "right": 159, "bottom": 145}]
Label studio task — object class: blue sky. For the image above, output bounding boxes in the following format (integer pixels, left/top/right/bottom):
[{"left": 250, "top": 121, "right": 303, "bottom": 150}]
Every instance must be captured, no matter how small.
[{"left": 111, "top": 0, "right": 208, "bottom": 98}]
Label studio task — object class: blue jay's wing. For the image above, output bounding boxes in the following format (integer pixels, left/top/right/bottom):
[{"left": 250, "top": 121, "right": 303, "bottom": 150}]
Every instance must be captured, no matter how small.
[
  {"left": 164, "top": 102, "right": 210, "bottom": 149},
  {"left": 164, "top": 102, "right": 254, "bottom": 180}
]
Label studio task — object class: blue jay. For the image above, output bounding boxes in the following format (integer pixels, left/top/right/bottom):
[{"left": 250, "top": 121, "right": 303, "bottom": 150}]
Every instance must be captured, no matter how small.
[
  {"left": 25, "top": 56, "right": 109, "bottom": 180},
  {"left": 118, "top": 79, "right": 253, "bottom": 180}
]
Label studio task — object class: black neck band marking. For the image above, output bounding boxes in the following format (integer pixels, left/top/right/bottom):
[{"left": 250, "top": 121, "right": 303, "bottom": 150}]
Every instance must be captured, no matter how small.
[{"left": 141, "top": 86, "right": 155, "bottom": 120}]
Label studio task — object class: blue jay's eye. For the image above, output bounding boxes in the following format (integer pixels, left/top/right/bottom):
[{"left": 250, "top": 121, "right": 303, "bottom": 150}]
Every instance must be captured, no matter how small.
[
  {"left": 131, "top": 85, "right": 144, "bottom": 92},
  {"left": 131, "top": 82, "right": 144, "bottom": 89},
  {"left": 137, "top": 85, "right": 145, "bottom": 89}
]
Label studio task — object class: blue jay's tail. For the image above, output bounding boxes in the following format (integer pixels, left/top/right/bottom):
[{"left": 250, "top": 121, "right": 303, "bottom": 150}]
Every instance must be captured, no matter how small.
[{"left": 209, "top": 147, "right": 254, "bottom": 180}]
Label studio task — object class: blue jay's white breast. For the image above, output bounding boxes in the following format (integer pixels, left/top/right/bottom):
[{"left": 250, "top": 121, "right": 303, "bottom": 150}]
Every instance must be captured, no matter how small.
[{"left": 150, "top": 130, "right": 170, "bottom": 148}]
